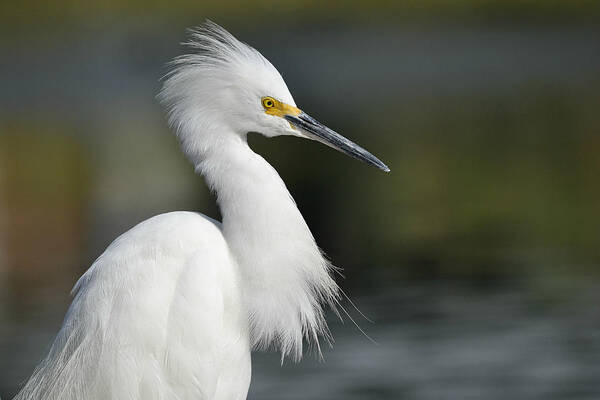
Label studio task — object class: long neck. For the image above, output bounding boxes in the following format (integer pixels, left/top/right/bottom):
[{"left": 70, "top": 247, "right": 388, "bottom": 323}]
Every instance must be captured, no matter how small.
[{"left": 196, "top": 135, "right": 339, "bottom": 360}]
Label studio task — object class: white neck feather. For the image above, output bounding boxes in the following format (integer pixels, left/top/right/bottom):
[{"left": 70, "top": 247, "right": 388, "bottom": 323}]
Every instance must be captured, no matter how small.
[{"left": 196, "top": 134, "right": 339, "bottom": 360}]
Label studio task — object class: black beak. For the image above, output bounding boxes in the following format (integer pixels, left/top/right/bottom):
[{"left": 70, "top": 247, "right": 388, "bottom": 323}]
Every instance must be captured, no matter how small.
[{"left": 285, "top": 112, "right": 390, "bottom": 172}]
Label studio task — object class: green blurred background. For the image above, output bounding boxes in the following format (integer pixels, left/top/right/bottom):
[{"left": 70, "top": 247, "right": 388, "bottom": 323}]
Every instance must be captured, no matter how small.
[{"left": 1, "top": 1, "right": 599, "bottom": 399}]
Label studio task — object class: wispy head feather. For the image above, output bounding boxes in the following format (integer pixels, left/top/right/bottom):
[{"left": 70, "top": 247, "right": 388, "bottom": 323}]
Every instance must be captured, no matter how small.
[{"left": 158, "top": 21, "right": 294, "bottom": 164}]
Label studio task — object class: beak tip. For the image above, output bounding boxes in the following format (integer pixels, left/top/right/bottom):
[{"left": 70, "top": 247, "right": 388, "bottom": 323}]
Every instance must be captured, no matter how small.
[{"left": 376, "top": 161, "right": 390, "bottom": 173}]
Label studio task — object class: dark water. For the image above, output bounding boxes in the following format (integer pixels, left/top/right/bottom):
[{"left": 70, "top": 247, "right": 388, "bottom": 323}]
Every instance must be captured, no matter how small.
[
  {"left": 2, "top": 281, "right": 599, "bottom": 400},
  {"left": 249, "top": 282, "right": 600, "bottom": 400}
]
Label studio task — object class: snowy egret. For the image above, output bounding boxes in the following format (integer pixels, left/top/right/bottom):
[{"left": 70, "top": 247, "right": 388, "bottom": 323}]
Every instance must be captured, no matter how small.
[{"left": 15, "top": 21, "right": 389, "bottom": 400}]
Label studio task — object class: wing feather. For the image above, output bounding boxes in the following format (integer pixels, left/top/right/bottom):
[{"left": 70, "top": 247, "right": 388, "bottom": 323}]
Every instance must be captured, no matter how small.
[{"left": 15, "top": 212, "right": 250, "bottom": 400}]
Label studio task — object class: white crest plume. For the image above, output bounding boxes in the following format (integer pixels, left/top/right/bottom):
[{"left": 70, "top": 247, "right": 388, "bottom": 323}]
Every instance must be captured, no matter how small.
[{"left": 159, "top": 21, "right": 295, "bottom": 164}]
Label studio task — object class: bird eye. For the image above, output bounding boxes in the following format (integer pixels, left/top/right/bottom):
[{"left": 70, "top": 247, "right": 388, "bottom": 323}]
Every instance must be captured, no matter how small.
[{"left": 262, "top": 97, "right": 276, "bottom": 109}]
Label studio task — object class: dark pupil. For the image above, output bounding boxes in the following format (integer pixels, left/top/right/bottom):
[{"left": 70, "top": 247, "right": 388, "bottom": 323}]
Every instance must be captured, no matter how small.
[{"left": 266, "top": 100, "right": 273, "bottom": 106}]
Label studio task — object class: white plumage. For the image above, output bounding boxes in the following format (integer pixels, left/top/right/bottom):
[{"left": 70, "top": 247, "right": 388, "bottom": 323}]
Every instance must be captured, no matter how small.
[{"left": 15, "top": 21, "right": 388, "bottom": 400}]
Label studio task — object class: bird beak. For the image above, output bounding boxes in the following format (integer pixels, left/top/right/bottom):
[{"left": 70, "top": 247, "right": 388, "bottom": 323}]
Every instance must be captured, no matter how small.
[{"left": 285, "top": 112, "right": 390, "bottom": 172}]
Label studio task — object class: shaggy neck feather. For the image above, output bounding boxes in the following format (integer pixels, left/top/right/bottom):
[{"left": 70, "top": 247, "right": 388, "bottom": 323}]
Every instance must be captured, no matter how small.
[{"left": 195, "top": 134, "right": 338, "bottom": 360}]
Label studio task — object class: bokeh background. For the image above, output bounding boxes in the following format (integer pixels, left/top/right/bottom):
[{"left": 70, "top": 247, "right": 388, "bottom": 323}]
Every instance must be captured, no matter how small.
[{"left": 1, "top": 1, "right": 599, "bottom": 399}]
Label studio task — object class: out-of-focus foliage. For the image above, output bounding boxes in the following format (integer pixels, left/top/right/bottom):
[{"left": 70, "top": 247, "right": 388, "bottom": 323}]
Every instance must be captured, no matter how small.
[
  {"left": 0, "top": 1, "right": 598, "bottom": 286},
  {"left": 2, "top": 0, "right": 600, "bottom": 34},
  {"left": 0, "top": 125, "right": 91, "bottom": 290}
]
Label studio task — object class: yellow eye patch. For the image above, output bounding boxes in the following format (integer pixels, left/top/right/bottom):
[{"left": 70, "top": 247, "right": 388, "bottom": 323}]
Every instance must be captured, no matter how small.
[{"left": 261, "top": 96, "right": 301, "bottom": 117}]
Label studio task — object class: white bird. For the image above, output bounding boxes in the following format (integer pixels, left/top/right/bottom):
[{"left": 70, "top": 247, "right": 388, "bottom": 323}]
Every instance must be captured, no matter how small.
[{"left": 14, "top": 21, "right": 389, "bottom": 400}]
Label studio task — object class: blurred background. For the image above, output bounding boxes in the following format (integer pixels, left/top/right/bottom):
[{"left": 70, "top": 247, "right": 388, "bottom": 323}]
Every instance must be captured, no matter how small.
[{"left": 1, "top": 1, "right": 599, "bottom": 399}]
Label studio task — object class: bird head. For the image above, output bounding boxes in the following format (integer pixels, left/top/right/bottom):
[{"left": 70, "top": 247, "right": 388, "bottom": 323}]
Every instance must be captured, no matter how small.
[{"left": 159, "top": 21, "right": 389, "bottom": 172}]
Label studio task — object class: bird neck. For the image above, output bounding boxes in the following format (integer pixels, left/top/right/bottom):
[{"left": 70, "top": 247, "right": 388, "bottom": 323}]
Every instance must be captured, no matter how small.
[{"left": 196, "top": 135, "right": 338, "bottom": 360}]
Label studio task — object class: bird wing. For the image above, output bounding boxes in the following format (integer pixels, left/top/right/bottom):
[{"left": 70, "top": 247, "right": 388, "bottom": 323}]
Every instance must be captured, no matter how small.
[{"left": 14, "top": 211, "right": 251, "bottom": 400}]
